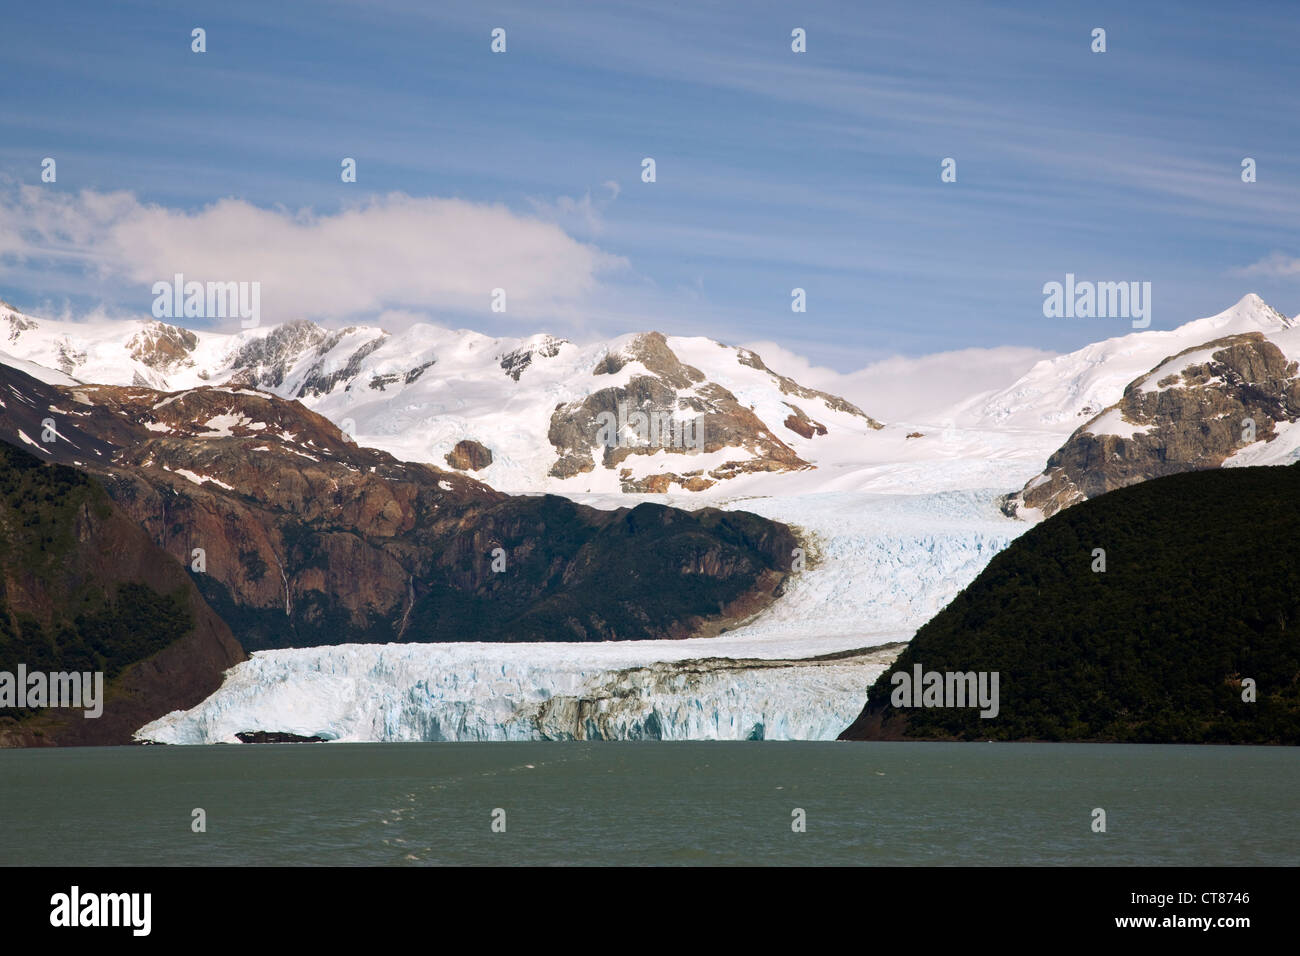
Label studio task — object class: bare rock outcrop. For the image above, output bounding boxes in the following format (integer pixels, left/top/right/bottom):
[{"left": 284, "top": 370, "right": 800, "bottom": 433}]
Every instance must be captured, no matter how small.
[
  {"left": 445, "top": 439, "right": 493, "bottom": 471},
  {"left": 1010, "top": 333, "right": 1300, "bottom": 517}
]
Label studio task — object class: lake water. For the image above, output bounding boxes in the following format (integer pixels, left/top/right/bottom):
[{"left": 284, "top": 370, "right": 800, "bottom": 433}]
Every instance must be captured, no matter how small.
[{"left": 1, "top": 741, "right": 1296, "bottom": 866}]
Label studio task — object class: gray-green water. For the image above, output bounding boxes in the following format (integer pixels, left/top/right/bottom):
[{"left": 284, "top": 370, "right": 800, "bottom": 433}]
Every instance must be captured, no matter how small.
[{"left": 1, "top": 742, "right": 1296, "bottom": 866}]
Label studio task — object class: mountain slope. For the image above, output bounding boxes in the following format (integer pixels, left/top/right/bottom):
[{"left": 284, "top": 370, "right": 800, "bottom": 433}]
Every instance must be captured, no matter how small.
[
  {"left": 1008, "top": 330, "right": 1300, "bottom": 516},
  {"left": 0, "top": 300, "right": 884, "bottom": 494},
  {"left": 950, "top": 294, "right": 1295, "bottom": 434},
  {"left": 0, "top": 360, "right": 798, "bottom": 650},
  {"left": 841, "top": 464, "right": 1300, "bottom": 744},
  {"left": 0, "top": 441, "right": 245, "bottom": 746}
]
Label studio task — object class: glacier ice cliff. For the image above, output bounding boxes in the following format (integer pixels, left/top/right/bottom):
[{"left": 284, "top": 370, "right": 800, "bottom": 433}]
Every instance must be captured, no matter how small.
[{"left": 135, "top": 643, "right": 901, "bottom": 743}]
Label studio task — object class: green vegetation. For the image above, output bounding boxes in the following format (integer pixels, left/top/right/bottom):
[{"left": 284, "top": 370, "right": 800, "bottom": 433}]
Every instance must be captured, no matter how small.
[
  {"left": 0, "top": 440, "right": 101, "bottom": 572},
  {"left": 0, "top": 442, "right": 194, "bottom": 721},
  {"left": 0, "top": 584, "right": 192, "bottom": 720},
  {"left": 853, "top": 463, "right": 1300, "bottom": 744}
]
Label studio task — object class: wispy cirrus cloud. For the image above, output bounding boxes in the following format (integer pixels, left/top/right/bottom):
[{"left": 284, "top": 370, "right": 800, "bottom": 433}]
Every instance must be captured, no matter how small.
[
  {"left": 1231, "top": 252, "right": 1300, "bottom": 279},
  {"left": 525, "top": 181, "right": 621, "bottom": 237}
]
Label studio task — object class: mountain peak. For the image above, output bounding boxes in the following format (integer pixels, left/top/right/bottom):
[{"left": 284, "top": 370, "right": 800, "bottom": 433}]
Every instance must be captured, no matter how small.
[{"left": 1210, "top": 292, "right": 1293, "bottom": 331}]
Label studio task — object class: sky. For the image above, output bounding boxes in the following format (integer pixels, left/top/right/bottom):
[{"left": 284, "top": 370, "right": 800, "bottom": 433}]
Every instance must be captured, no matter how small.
[{"left": 1, "top": 0, "right": 1299, "bottom": 382}]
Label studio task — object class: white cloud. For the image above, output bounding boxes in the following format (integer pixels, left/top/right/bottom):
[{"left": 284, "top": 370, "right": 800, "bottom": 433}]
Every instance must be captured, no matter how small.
[
  {"left": 525, "top": 182, "right": 620, "bottom": 236},
  {"left": 0, "top": 186, "right": 626, "bottom": 322},
  {"left": 742, "top": 339, "right": 1056, "bottom": 422},
  {"left": 1232, "top": 252, "right": 1300, "bottom": 279}
]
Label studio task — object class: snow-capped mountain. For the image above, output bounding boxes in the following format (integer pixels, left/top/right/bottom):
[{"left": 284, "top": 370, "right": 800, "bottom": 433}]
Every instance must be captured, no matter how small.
[
  {"left": 950, "top": 293, "right": 1295, "bottom": 435},
  {"left": 9, "top": 292, "right": 1295, "bottom": 503},
  {"left": 0, "top": 300, "right": 884, "bottom": 495},
  {"left": 998, "top": 295, "right": 1300, "bottom": 516},
  {"left": 7, "top": 290, "right": 1300, "bottom": 742}
]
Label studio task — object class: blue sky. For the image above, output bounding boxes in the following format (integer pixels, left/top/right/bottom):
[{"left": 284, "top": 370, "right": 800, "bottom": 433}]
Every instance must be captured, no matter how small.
[{"left": 1, "top": 0, "right": 1299, "bottom": 372}]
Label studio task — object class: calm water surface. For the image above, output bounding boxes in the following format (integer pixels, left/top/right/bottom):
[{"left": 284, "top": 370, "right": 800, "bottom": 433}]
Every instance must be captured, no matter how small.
[{"left": 1, "top": 741, "right": 1296, "bottom": 865}]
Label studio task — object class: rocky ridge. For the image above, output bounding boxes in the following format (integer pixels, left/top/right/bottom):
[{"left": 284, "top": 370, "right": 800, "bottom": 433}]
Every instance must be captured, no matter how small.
[{"left": 0, "top": 360, "right": 799, "bottom": 651}]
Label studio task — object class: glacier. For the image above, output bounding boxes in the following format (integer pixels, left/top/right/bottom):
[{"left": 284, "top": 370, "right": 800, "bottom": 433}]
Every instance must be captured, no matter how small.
[
  {"left": 137, "top": 483, "right": 1032, "bottom": 744},
  {"left": 135, "top": 643, "right": 902, "bottom": 744}
]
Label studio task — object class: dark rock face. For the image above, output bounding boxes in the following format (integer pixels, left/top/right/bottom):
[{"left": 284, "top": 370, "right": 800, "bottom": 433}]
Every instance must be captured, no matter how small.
[
  {"left": 1011, "top": 333, "right": 1300, "bottom": 517},
  {"left": 783, "top": 415, "right": 815, "bottom": 439},
  {"left": 0, "top": 362, "right": 798, "bottom": 651},
  {"left": 783, "top": 404, "right": 828, "bottom": 440},
  {"left": 0, "top": 440, "right": 244, "bottom": 747},
  {"left": 236, "top": 731, "right": 327, "bottom": 743},
  {"left": 404, "top": 360, "right": 435, "bottom": 385},
  {"left": 296, "top": 332, "right": 388, "bottom": 398},
  {"left": 220, "top": 320, "right": 335, "bottom": 390},
  {"left": 445, "top": 439, "right": 493, "bottom": 471},
  {"left": 499, "top": 336, "right": 566, "bottom": 381}
]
